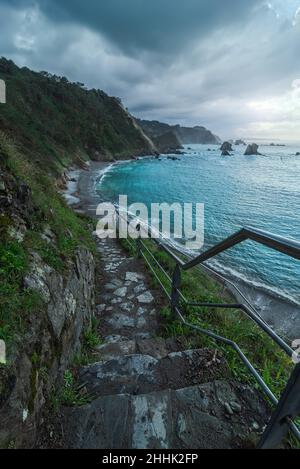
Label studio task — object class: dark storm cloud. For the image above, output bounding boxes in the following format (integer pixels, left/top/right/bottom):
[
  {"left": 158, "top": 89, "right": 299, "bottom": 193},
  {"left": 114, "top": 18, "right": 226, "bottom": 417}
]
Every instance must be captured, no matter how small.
[
  {"left": 0, "top": 0, "right": 300, "bottom": 139},
  {"left": 1, "top": 0, "right": 264, "bottom": 54}
]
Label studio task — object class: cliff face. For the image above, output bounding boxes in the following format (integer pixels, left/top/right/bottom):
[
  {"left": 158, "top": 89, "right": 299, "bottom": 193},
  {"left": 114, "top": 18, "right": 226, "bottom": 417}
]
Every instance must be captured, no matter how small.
[
  {"left": 0, "top": 58, "right": 155, "bottom": 174},
  {"left": 137, "top": 119, "right": 221, "bottom": 145},
  {"left": 0, "top": 134, "right": 96, "bottom": 448},
  {"left": 152, "top": 131, "right": 182, "bottom": 153},
  {"left": 0, "top": 246, "right": 95, "bottom": 448}
]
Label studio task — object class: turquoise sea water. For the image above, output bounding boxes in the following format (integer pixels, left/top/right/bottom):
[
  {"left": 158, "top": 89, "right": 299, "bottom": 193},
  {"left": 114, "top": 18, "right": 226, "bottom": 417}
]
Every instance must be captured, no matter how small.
[{"left": 97, "top": 143, "right": 300, "bottom": 305}]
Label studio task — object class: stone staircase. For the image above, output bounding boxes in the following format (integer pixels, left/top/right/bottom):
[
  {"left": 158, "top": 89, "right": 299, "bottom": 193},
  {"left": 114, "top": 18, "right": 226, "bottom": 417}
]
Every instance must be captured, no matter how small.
[{"left": 60, "top": 238, "right": 270, "bottom": 449}]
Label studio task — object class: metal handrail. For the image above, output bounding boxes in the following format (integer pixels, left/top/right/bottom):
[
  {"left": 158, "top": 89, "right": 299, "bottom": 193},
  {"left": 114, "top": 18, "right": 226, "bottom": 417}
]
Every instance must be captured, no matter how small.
[{"left": 115, "top": 209, "right": 300, "bottom": 447}]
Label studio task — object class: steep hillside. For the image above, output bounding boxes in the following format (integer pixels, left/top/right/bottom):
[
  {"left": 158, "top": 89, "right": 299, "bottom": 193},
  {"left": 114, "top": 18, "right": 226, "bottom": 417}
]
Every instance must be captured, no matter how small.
[
  {"left": 152, "top": 131, "right": 182, "bottom": 153},
  {"left": 137, "top": 119, "right": 221, "bottom": 145},
  {"left": 0, "top": 58, "right": 155, "bottom": 175}
]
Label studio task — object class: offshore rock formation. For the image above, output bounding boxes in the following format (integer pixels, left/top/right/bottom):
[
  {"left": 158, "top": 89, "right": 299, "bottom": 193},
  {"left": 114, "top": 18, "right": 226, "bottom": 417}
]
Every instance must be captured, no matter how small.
[
  {"left": 221, "top": 142, "right": 233, "bottom": 155},
  {"left": 244, "top": 144, "right": 261, "bottom": 156}
]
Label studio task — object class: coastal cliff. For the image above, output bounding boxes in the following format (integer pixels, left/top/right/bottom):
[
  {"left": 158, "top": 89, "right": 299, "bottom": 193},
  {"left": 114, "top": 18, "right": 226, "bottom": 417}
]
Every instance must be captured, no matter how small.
[
  {"left": 0, "top": 58, "right": 155, "bottom": 173},
  {"left": 0, "top": 132, "right": 97, "bottom": 448},
  {"left": 137, "top": 119, "right": 221, "bottom": 145}
]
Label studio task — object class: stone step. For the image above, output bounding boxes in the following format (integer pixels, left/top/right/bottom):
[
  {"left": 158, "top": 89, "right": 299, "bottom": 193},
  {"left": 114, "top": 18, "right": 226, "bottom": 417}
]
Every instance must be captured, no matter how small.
[
  {"left": 92, "top": 336, "right": 190, "bottom": 362},
  {"left": 61, "top": 379, "right": 270, "bottom": 449},
  {"left": 78, "top": 348, "right": 230, "bottom": 398}
]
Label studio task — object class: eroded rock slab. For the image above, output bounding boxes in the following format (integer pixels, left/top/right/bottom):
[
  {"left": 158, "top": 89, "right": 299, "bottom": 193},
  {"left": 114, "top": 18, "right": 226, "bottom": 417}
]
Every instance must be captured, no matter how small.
[
  {"left": 78, "top": 349, "right": 229, "bottom": 398},
  {"left": 61, "top": 380, "right": 270, "bottom": 449}
]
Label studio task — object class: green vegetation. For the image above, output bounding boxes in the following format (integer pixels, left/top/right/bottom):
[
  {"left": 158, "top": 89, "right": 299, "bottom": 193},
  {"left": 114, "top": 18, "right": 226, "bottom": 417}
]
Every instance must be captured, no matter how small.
[
  {"left": 121, "top": 237, "right": 293, "bottom": 403},
  {"left": 73, "top": 317, "right": 103, "bottom": 367},
  {"left": 0, "top": 58, "right": 153, "bottom": 175},
  {"left": 0, "top": 130, "right": 95, "bottom": 351},
  {"left": 122, "top": 237, "right": 300, "bottom": 446},
  {"left": 50, "top": 370, "right": 90, "bottom": 409},
  {"left": 0, "top": 237, "right": 44, "bottom": 346},
  {"left": 84, "top": 317, "right": 102, "bottom": 349},
  {"left": 51, "top": 318, "right": 103, "bottom": 408},
  {"left": 0, "top": 56, "right": 153, "bottom": 352}
]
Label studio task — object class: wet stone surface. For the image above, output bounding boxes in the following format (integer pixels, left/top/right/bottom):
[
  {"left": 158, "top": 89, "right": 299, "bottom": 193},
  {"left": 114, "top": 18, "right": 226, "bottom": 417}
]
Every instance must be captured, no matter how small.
[{"left": 55, "top": 237, "right": 271, "bottom": 449}]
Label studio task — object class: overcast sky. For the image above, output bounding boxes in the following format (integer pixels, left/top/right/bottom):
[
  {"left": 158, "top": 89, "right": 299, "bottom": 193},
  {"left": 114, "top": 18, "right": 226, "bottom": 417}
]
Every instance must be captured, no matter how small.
[{"left": 0, "top": 0, "right": 300, "bottom": 140}]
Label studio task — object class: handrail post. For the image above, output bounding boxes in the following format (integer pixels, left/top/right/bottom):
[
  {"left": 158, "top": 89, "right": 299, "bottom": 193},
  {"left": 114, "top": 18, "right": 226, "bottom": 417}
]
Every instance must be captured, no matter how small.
[
  {"left": 171, "top": 263, "right": 181, "bottom": 319},
  {"left": 136, "top": 223, "right": 142, "bottom": 258},
  {"left": 258, "top": 363, "right": 300, "bottom": 449}
]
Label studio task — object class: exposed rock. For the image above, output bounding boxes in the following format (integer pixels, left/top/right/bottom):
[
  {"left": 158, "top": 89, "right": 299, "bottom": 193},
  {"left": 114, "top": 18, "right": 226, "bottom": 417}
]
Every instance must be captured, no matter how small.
[
  {"left": 107, "top": 313, "right": 135, "bottom": 329},
  {"left": 244, "top": 143, "right": 261, "bottom": 155},
  {"left": 125, "top": 272, "right": 144, "bottom": 283},
  {"left": 95, "top": 340, "right": 137, "bottom": 361},
  {"left": 77, "top": 349, "right": 229, "bottom": 399},
  {"left": 221, "top": 150, "right": 231, "bottom": 156},
  {"left": 235, "top": 139, "right": 246, "bottom": 146},
  {"left": 0, "top": 247, "right": 95, "bottom": 448},
  {"left": 220, "top": 142, "right": 233, "bottom": 152},
  {"left": 133, "top": 284, "right": 146, "bottom": 295},
  {"left": 137, "top": 291, "right": 154, "bottom": 304},
  {"left": 114, "top": 287, "right": 127, "bottom": 298},
  {"left": 61, "top": 379, "right": 270, "bottom": 449}
]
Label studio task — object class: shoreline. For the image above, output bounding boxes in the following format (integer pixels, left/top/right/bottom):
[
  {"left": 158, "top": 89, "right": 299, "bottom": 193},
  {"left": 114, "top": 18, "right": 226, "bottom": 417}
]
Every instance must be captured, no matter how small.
[{"left": 66, "top": 160, "right": 300, "bottom": 342}]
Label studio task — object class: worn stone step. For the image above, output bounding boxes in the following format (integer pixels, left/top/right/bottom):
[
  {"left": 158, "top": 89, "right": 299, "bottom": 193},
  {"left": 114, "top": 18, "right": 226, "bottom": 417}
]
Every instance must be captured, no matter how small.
[
  {"left": 92, "top": 336, "right": 191, "bottom": 362},
  {"left": 78, "top": 348, "right": 229, "bottom": 398},
  {"left": 61, "top": 379, "right": 270, "bottom": 449}
]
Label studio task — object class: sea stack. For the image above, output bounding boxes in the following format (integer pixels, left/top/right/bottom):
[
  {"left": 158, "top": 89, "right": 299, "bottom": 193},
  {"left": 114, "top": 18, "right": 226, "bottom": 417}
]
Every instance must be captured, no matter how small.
[
  {"left": 244, "top": 143, "right": 261, "bottom": 155},
  {"left": 220, "top": 141, "right": 233, "bottom": 155}
]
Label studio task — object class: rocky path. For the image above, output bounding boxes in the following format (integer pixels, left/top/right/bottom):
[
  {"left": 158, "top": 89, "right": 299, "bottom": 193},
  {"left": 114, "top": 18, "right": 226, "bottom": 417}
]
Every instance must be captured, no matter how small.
[{"left": 57, "top": 237, "right": 269, "bottom": 449}]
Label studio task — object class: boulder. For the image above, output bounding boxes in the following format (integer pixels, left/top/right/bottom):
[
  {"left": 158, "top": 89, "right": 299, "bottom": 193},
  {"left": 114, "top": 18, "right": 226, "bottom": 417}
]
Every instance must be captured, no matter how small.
[
  {"left": 244, "top": 144, "right": 261, "bottom": 155},
  {"left": 221, "top": 150, "right": 231, "bottom": 156},
  {"left": 220, "top": 142, "right": 233, "bottom": 152}
]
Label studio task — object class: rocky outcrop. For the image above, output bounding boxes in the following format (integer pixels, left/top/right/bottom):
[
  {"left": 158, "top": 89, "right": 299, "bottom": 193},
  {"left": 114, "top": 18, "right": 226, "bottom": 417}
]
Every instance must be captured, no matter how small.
[
  {"left": 221, "top": 142, "right": 233, "bottom": 153},
  {"left": 244, "top": 144, "right": 261, "bottom": 156},
  {"left": 0, "top": 248, "right": 95, "bottom": 448},
  {"left": 220, "top": 142, "right": 233, "bottom": 155},
  {"left": 235, "top": 139, "right": 246, "bottom": 146}
]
